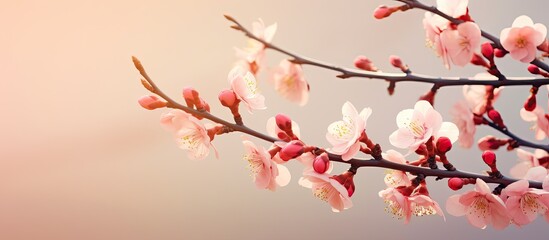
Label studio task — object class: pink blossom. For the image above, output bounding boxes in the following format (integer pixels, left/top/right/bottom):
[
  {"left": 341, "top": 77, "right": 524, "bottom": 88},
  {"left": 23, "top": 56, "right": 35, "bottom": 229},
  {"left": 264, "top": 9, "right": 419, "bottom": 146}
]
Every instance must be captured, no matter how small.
[
  {"left": 463, "top": 73, "right": 502, "bottom": 115},
  {"left": 235, "top": 19, "right": 277, "bottom": 74},
  {"left": 451, "top": 100, "right": 476, "bottom": 148},
  {"left": 382, "top": 150, "right": 411, "bottom": 187},
  {"left": 511, "top": 149, "right": 549, "bottom": 178},
  {"left": 502, "top": 167, "right": 549, "bottom": 226},
  {"left": 436, "top": 0, "right": 469, "bottom": 18},
  {"left": 520, "top": 105, "right": 549, "bottom": 140},
  {"left": 446, "top": 179, "right": 510, "bottom": 229},
  {"left": 423, "top": 12, "right": 450, "bottom": 68},
  {"left": 242, "top": 139, "right": 290, "bottom": 191},
  {"left": 271, "top": 60, "right": 310, "bottom": 106},
  {"left": 440, "top": 22, "right": 481, "bottom": 66},
  {"left": 227, "top": 66, "right": 266, "bottom": 113},
  {"left": 500, "top": 15, "right": 547, "bottom": 63},
  {"left": 379, "top": 186, "right": 444, "bottom": 223},
  {"left": 299, "top": 172, "right": 352, "bottom": 212},
  {"left": 389, "top": 100, "right": 459, "bottom": 151},
  {"left": 160, "top": 109, "right": 218, "bottom": 160},
  {"left": 326, "top": 102, "right": 372, "bottom": 161}
]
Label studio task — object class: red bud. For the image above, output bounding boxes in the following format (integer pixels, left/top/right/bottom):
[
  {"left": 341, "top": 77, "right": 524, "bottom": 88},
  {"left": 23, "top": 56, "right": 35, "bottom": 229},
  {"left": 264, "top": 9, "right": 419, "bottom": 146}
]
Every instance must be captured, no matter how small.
[
  {"left": 528, "top": 64, "right": 540, "bottom": 74},
  {"left": 312, "top": 153, "right": 330, "bottom": 174},
  {"left": 494, "top": 48, "right": 507, "bottom": 58},
  {"left": 354, "top": 56, "right": 378, "bottom": 71},
  {"left": 218, "top": 90, "right": 238, "bottom": 107},
  {"left": 436, "top": 137, "right": 453, "bottom": 154},
  {"left": 448, "top": 178, "right": 464, "bottom": 191},
  {"left": 138, "top": 95, "right": 167, "bottom": 110},
  {"left": 481, "top": 42, "right": 494, "bottom": 60},
  {"left": 487, "top": 109, "right": 504, "bottom": 127},
  {"left": 278, "top": 140, "right": 304, "bottom": 161},
  {"left": 482, "top": 150, "right": 496, "bottom": 166}
]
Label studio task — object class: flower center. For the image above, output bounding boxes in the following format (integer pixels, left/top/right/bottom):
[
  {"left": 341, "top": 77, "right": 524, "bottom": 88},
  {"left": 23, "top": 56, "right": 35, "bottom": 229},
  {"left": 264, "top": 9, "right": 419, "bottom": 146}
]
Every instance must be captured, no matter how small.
[
  {"left": 284, "top": 76, "right": 295, "bottom": 88},
  {"left": 244, "top": 72, "right": 259, "bottom": 94},
  {"left": 384, "top": 200, "right": 404, "bottom": 219},
  {"left": 331, "top": 121, "right": 353, "bottom": 139},
  {"left": 521, "top": 193, "right": 547, "bottom": 215},
  {"left": 244, "top": 152, "right": 263, "bottom": 175},
  {"left": 468, "top": 197, "right": 489, "bottom": 219},
  {"left": 412, "top": 204, "right": 436, "bottom": 217},
  {"left": 314, "top": 186, "right": 331, "bottom": 202},
  {"left": 408, "top": 120, "right": 425, "bottom": 138},
  {"left": 180, "top": 131, "right": 201, "bottom": 150},
  {"left": 516, "top": 37, "right": 527, "bottom": 48}
]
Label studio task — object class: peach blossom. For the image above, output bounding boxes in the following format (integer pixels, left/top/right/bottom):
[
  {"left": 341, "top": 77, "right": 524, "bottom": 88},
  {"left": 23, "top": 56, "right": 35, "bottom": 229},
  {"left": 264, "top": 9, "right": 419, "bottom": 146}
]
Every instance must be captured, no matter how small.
[
  {"left": 299, "top": 172, "right": 352, "bottom": 212},
  {"left": 235, "top": 19, "right": 277, "bottom": 74},
  {"left": 451, "top": 100, "right": 476, "bottom": 148},
  {"left": 511, "top": 149, "right": 548, "bottom": 178},
  {"left": 382, "top": 150, "right": 411, "bottom": 187},
  {"left": 520, "top": 105, "right": 549, "bottom": 140},
  {"left": 463, "top": 73, "right": 502, "bottom": 115},
  {"left": 500, "top": 15, "right": 547, "bottom": 63},
  {"left": 272, "top": 60, "right": 310, "bottom": 106},
  {"left": 440, "top": 22, "right": 481, "bottom": 66},
  {"left": 446, "top": 179, "right": 510, "bottom": 229},
  {"left": 436, "top": 0, "right": 469, "bottom": 18},
  {"left": 227, "top": 66, "right": 266, "bottom": 113},
  {"left": 326, "top": 102, "right": 372, "bottom": 161},
  {"left": 389, "top": 100, "right": 458, "bottom": 151},
  {"left": 160, "top": 109, "right": 218, "bottom": 160},
  {"left": 502, "top": 167, "right": 549, "bottom": 226},
  {"left": 379, "top": 186, "right": 444, "bottom": 223},
  {"left": 242, "top": 139, "right": 290, "bottom": 191}
]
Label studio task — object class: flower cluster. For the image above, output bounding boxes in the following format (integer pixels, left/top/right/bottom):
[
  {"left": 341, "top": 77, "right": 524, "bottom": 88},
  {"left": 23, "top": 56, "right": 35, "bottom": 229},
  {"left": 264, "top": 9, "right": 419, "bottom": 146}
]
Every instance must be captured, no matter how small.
[{"left": 135, "top": 0, "right": 549, "bottom": 231}]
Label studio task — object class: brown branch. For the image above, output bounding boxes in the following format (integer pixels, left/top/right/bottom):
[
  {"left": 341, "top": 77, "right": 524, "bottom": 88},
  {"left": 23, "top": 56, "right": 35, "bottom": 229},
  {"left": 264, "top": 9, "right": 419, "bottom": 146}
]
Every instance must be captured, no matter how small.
[{"left": 132, "top": 56, "right": 543, "bottom": 189}]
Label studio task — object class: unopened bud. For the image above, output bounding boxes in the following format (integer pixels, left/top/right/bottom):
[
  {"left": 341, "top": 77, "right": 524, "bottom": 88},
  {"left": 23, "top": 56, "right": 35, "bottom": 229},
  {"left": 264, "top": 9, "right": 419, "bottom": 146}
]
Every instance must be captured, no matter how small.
[
  {"left": 389, "top": 55, "right": 408, "bottom": 72},
  {"left": 373, "top": 5, "right": 396, "bottom": 19},
  {"left": 448, "top": 178, "right": 464, "bottom": 191},
  {"left": 275, "top": 114, "right": 292, "bottom": 132},
  {"left": 419, "top": 90, "right": 436, "bottom": 106},
  {"left": 312, "top": 153, "right": 330, "bottom": 174},
  {"left": 332, "top": 171, "right": 356, "bottom": 197},
  {"left": 481, "top": 42, "right": 494, "bottom": 60},
  {"left": 182, "top": 87, "right": 200, "bottom": 108},
  {"left": 494, "top": 48, "right": 507, "bottom": 58},
  {"left": 436, "top": 137, "right": 452, "bottom": 154},
  {"left": 477, "top": 135, "right": 508, "bottom": 151},
  {"left": 524, "top": 94, "right": 537, "bottom": 112},
  {"left": 278, "top": 140, "right": 304, "bottom": 161},
  {"left": 487, "top": 109, "right": 505, "bottom": 127},
  {"left": 528, "top": 64, "right": 540, "bottom": 74},
  {"left": 537, "top": 39, "right": 549, "bottom": 52},
  {"left": 138, "top": 95, "right": 167, "bottom": 110},
  {"left": 354, "top": 56, "right": 378, "bottom": 71},
  {"left": 218, "top": 89, "right": 238, "bottom": 107},
  {"left": 470, "top": 53, "right": 489, "bottom": 68},
  {"left": 482, "top": 150, "right": 496, "bottom": 166}
]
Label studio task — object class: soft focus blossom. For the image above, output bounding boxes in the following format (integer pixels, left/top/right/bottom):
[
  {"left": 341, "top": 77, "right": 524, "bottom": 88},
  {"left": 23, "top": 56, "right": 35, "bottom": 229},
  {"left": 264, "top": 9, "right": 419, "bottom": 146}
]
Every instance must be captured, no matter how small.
[
  {"left": 235, "top": 19, "right": 277, "bottom": 74},
  {"left": 423, "top": 12, "right": 450, "bottom": 68},
  {"left": 500, "top": 15, "right": 547, "bottom": 63},
  {"left": 520, "top": 105, "right": 549, "bottom": 140},
  {"left": 436, "top": 0, "right": 469, "bottom": 18},
  {"left": 440, "top": 22, "right": 481, "bottom": 66},
  {"left": 228, "top": 66, "right": 266, "bottom": 113},
  {"left": 242, "top": 140, "right": 290, "bottom": 191},
  {"left": 511, "top": 149, "right": 549, "bottom": 179},
  {"left": 160, "top": 109, "right": 218, "bottom": 160},
  {"left": 502, "top": 167, "right": 549, "bottom": 226},
  {"left": 389, "top": 100, "right": 459, "bottom": 151},
  {"left": 463, "top": 73, "right": 502, "bottom": 115},
  {"left": 272, "top": 60, "right": 310, "bottom": 106},
  {"left": 299, "top": 172, "right": 352, "bottom": 212},
  {"left": 451, "top": 100, "right": 476, "bottom": 148},
  {"left": 326, "top": 102, "right": 372, "bottom": 161},
  {"left": 382, "top": 150, "right": 411, "bottom": 187},
  {"left": 379, "top": 185, "right": 444, "bottom": 223},
  {"left": 446, "top": 179, "right": 510, "bottom": 229}
]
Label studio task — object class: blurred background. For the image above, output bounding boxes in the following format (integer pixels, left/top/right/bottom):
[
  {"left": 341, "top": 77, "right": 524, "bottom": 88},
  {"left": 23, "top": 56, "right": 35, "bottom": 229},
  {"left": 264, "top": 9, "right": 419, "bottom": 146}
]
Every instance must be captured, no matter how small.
[{"left": 2, "top": 0, "right": 549, "bottom": 239}]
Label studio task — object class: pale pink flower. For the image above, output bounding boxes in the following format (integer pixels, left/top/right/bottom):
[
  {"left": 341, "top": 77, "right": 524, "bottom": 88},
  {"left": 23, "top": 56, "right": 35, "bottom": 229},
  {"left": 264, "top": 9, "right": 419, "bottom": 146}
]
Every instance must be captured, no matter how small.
[
  {"left": 160, "top": 109, "right": 218, "bottom": 160},
  {"left": 242, "top": 140, "right": 290, "bottom": 191},
  {"left": 382, "top": 150, "right": 411, "bottom": 187},
  {"left": 379, "top": 186, "right": 444, "bottom": 223},
  {"left": 502, "top": 167, "right": 549, "bottom": 226},
  {"left": 451, "top": 100, "right": 476, "bottom": 148},
  {"left": 235, "top": 19, "right": 277, "bottom": 74},
  {"left": 511, "top": 149, "right": 549, "bottom": 178},
  {"left": 326, "top": 102, "right": 372, "bottom": 161},
  {"left": 389, "top": 100, "right": 459, "bottom": 151},
  {"left": 520, "top": 106, "right": 549, "bottom": 140},
  {"left": 272, "top": 60, "right": 310, "bottom": 106},
  {"left": 227, "top": 66, "right": 266, "bottom": 113},
  {"left": 422, "top": 0, "right": 470, "bottom": 68},
  {"left": 299, "top": 172, "right": 352, "bottom": 212},
  {"left": 446, "top": 179, "right": 511, "bottom": 229},
  {"left": 463, "top": 73, "right": 502, "bottom": 115},
  {"left": 501, "top": 15, "right": 547, "bottom": 63},
  {"left": 440, "top": 22, "right": 481, "bottom": 66}
]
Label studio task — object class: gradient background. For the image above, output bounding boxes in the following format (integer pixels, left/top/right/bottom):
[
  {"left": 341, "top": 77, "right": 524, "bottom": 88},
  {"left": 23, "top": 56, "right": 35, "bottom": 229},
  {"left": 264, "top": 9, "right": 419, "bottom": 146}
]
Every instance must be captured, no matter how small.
[{"left": 2, "top": 0, "right": 549, "bottom": 239}]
